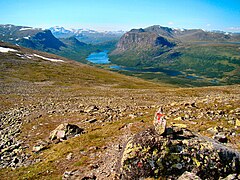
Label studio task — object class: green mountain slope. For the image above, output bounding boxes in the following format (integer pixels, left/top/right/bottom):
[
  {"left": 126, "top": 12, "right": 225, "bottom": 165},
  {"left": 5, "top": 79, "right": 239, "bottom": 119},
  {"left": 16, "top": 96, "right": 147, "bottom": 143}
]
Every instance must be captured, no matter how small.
[
  {"left": 110, "top": 25, "right": 240, "bottom": 86},
  {"left": 0, "top": 24, "right": 116, "bottom": 63}
]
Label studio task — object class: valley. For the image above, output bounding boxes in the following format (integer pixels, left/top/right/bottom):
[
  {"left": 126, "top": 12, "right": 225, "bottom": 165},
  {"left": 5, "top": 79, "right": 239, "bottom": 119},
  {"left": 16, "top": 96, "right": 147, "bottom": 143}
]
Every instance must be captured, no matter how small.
[
  {"left": 0, "top": 41, "right": 239, "bottom": 179},
  {"left": 110, "top": 26, "right": 240, "bottom": 86},
  {"left": 0, "top": 23, "right": 240, "bottom": 179},
  {"left": 1, "top": 24, "right": 240, "bottom": 87}
]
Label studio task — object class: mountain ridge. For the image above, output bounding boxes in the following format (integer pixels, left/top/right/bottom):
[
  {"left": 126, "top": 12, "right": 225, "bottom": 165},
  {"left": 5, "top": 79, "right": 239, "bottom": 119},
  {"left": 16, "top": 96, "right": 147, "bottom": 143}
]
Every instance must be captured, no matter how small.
[
  {"left": 0, "top": 24, "right": 109, "bottom": 63},
  {"left": 49, "top": 26, "right": 125, "bottom": 44},
  {"left": 110, "top": 25, "right": 240, "bottom": 86}
]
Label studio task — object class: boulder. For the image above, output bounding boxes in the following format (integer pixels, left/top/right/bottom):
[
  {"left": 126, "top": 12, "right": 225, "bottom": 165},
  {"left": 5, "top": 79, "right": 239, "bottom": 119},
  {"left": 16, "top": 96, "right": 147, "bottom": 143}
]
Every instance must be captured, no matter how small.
[
  {"left": 119, "top": 126, "right": 240, "bottom": 179},
  {"left": 49, "top": 123, "right": 84, "bottom": 140}
]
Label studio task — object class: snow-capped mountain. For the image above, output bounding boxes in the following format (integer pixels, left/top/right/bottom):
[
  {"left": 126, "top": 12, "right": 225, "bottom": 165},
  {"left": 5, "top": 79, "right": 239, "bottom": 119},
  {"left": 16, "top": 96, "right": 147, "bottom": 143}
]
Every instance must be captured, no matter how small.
[
  {"left": 49, "top": 26, "right": 73, "bottom": 34},
  {"left": 49, "top": 26, "right": 101, "bottom": 37},
  {"left": 49, "top": 26, "right": 125, "bottom": 44}
]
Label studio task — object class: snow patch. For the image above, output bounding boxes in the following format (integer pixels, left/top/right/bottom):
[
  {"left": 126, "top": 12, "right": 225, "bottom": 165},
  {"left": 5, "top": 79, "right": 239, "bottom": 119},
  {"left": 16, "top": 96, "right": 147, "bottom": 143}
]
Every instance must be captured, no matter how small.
[
  {"left": 0, "top": 46, "right": 18, "bottom": 53},
  {"left": 26, "top": 54, "right": 33, "bottom": 59},
  {"left": 16, "top": 53, "right": 23, "bottom": 57},
  {"left": 23, "top": 36, "right": 31, "bottom": 39},
  {"left": 20, "top": 27, "right": 33, "bottom": 31},
  {"left": 16, "top": 53, "right": 25, "bottom": 59},
  {"left": 33, "top": 54, "right": 64, "bottom": 62}
]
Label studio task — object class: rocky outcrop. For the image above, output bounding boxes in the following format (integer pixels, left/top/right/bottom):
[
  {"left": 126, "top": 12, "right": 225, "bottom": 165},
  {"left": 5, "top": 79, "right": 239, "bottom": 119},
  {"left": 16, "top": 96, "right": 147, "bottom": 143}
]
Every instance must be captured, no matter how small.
[
  {"left": 113, "top": 29, "right": 175, "bottom": 53},
  {"left": 49, "top": 123, "right": 84, "bottom": 141},
  {"left": 119, "top": 125, "right": 240, "bottom": 179}
]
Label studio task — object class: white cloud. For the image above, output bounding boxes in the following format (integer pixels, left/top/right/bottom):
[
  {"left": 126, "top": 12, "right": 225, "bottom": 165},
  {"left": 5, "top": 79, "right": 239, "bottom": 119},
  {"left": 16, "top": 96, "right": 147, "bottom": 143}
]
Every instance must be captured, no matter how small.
[
  {"left": 206, "top": 24, "right": 211, "bottom": 27},
  {"left": 228, "top": 27, "right": 240, "bottom": 31},
  {"left": 168, "top": 21, "right": 174, "bottom": 25}
]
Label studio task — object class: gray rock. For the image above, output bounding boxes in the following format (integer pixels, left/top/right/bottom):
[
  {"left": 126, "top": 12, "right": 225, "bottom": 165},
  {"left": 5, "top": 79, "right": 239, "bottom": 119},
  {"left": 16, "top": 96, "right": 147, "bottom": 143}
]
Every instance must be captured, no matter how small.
[
  {"left": 119, "top": 126, "right": 240, "bottom": 179},
  {"left": 49, "top": 123, "right": 84, "bottom": 140}
]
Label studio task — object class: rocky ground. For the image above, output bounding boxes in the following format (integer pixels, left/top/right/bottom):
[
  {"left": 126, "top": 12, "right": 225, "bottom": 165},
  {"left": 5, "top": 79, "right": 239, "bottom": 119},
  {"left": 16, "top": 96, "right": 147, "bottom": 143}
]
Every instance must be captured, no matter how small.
[
  {"left": 60, "top": 91, "right": 240, "bottom": 180},
  {"left": 1, "top": 80, "right": 239, "bottom": 179},
  {"left": 0, "top": 44, "right": 239, "bottom": 179}
]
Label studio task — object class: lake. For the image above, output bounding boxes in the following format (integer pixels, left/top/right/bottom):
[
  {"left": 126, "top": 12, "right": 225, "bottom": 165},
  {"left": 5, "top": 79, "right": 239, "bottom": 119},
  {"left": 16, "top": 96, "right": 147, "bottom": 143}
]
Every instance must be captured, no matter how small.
[
  {"left": 86, "top": 51, "right": 183, "bottom": 76},
  {"left": 86, "top": 50, "right": 110, "bottom": 64}
]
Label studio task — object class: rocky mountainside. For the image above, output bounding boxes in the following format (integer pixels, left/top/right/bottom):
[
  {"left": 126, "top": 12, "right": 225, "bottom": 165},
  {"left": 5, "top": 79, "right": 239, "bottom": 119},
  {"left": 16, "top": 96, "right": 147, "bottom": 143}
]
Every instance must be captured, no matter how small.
[
  {"left": 114, "top": 28, "right": 175, "bottom": 53},
  {"left": 0, "top": 42, "right": 239, "bottom": 179},
  {"left": 113, "top": 25, "right": 240, "bottom": 53},
  {"left": 0, "top": 24, "right": 65, "bottom": 50},
  {"left": 110, "top": 25, "right": 240, "bottom": 85}
]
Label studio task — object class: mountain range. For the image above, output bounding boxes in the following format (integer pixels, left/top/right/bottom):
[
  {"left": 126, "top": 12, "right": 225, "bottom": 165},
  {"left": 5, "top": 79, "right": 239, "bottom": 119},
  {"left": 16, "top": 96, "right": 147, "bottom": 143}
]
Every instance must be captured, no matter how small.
[
  {"left": 110, "top": 25, "right": 240, "bottom": 85},
  {"left": 0, "top": 24, "right": 116, "bottom": 62},
  {"left": 49, "top": 26, "right": 124, "bottom": 44},
  {"left": 1, "top": 24, "right": 240, "bottom": 86}
]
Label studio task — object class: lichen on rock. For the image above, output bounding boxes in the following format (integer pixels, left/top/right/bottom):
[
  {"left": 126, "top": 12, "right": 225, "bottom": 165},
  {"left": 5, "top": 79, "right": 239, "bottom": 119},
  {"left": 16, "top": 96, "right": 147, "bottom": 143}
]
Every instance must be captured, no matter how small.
[{"left": 119, "top": 125, "right": 240, "bottom": 179}]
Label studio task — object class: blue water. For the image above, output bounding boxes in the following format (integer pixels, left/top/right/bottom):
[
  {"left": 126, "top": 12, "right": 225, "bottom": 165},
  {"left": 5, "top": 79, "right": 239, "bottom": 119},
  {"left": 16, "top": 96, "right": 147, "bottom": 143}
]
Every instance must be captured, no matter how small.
[
  {"left": 87, "top": 51, "right": 206, "bottom": 78},
  {"left": 86, "top": 50, "right": 110, "bottom": 64}
]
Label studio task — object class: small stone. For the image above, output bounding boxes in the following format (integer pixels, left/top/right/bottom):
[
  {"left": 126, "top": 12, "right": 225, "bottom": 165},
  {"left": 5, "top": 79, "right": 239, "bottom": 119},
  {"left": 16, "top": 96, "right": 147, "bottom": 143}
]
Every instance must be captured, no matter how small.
[
  {"left": 32, "top": 145, "right": 45, "bottom": 152},
  {"left": 184, "top": 114, "right": 190, "bottom": 119},
  {"left": 85, "top": 105, "right": 98, "bottom": 113},
  {"left": 66, "top": 153, "right": 73, "bottom": 160},
  {"left": 129, "top": 114, "right": 136, "bottom": 119},
  {"left": 236, "top": 119, "right": 240, "bottom": 127},
  {"left": 87, "top": 119, "right": 97, "bottom": 123}
]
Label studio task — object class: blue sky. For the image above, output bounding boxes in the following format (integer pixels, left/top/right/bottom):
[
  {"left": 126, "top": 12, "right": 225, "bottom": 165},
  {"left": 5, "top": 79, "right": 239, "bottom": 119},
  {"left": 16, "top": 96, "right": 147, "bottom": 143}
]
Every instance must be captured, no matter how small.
[{"left": 0, "top": 0, "right": 240, "bottom": 32}]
